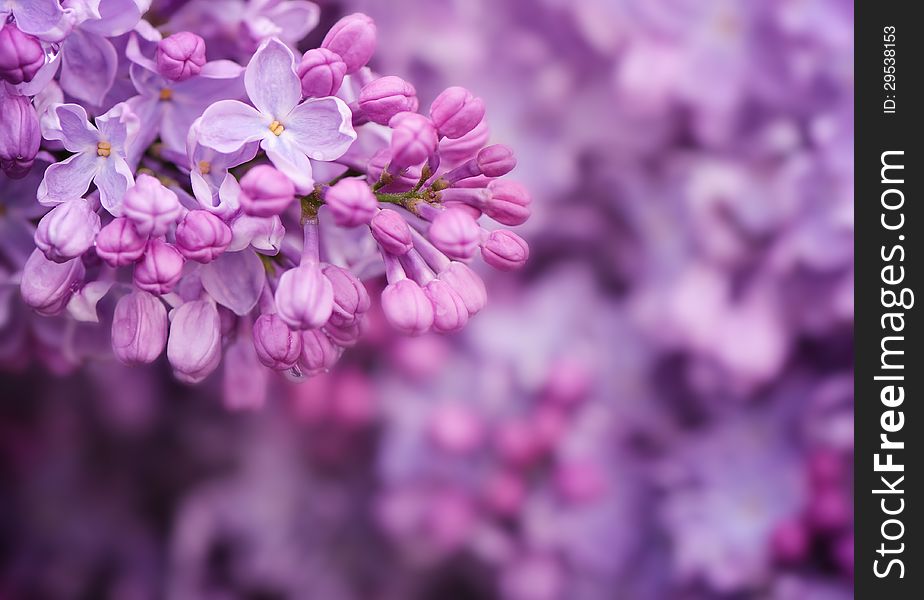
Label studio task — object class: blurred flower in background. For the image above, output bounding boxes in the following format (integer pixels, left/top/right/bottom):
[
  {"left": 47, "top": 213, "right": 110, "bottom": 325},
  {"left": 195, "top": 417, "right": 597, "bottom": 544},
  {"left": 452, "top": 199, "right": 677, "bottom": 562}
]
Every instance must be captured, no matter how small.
[{"left": 1, "top": 0, "right": 853, "bottom": 598}]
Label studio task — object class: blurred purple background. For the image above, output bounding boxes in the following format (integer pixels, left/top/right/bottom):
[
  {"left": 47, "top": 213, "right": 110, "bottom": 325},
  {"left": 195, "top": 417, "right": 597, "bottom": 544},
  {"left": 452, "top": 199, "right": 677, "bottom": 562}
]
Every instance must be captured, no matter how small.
[{"left": 1, "top": 0, "right": 853, "bottom": 598}]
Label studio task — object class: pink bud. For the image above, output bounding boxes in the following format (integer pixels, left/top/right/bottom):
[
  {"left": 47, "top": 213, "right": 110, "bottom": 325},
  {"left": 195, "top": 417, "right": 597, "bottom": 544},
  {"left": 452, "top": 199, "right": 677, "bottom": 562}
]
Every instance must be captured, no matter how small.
[
  {"left": 252, "top": 313, "right": 302, "bottom": 370},
  {"left": 481, "top": 230, "right": 529, "bottom": 271},
  {"left": 0, "top": 91, "right": 40, "bottom": 179},
  {"left": 122, "top": 174, "right": 183, "bottom": 237},
  {"left": 388, "top": 112, "right": 438, "bottom": 172},
  {"left": 370, "top": 209, "right": 413, "bottom": 255},
  {"left": 438, "top": 262, "right": 486, "bottom": 316},
  {"left": 274, "top": 263, "right": 334, "bottom": 330},
  {"left": 167, "top": 300, "right": 222, "bottom": 384},
  {"left": 423, "top": 279, "right": 468, "bottom": 333},
  {"left": 175, "top": 210, "right": 232, "bottom": 263},
  {"left": 381, "top": 279, "right": 433, "bottom": 336},
  {"left": 484, "top": 180, "right": 531, "bottom": 226},
  {"left": 324, "top": 319, "right": 364, "bottom": 348},
  {"left": 133, "top": 239, "right": 185, "bottom": 295},
  {"left": 438, "top": 117, "right": 489, "bottom": 167},
  {"left": 20, "top": 249, "right": 85, "bottom": 316},
  {"left": 428, "top": 404, "right": 484, "bottom": 454},
  {"left": 299, "top": 329, "right": 341, "bottom": 376},
  {"left": 771, "top": 519, "right": 810, "bottom": 564},
  {"left": 428, "top": 208, "right": 480, "bottom": 259},
  {"left": 297, "top": 47, "right": 347, "bottom": 98},
  {"left": 156, "top": 32, "right": 206, "bottom": 82},
  {"left": 323, "top": 264, "right": 371, "bottom": 327},
  {"left": 0, "top": 25, "right": 44, "bottom": 85},
  {"left": 239, "top": 165, "right": 296, "bottom": 217},
  {"left": 111, "top": 291, "right": 168, "bottom": 365},
  {"left": 430, "top": 87, "right": 486, "bottom": 139},
  {"left": 324, "top": 178, "right": 376, "bottom": 227},
  {"left": 95, "top": 217, "right": 148, "bottom": 267},
  {"left": 320, "top": 13, "right": 377, "bottom": 74},
  {"left": 34, "top": 198, "right": 101, "bottom": 263},
  {"left": 358, "top": 76, "right": 418, "bottom": 126},
  {"left": 477, "top": 144, "right": 517, "bottom": 177}
]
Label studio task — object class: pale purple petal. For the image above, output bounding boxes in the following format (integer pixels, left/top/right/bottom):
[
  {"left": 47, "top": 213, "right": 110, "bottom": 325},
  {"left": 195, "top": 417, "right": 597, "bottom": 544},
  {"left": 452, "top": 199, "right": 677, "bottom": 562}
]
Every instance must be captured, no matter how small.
[
  {"left": 244, "top": 37, "right": 301, "bottom": 118},
  {"left": 197, "top": 100, "right": 267, "bottom": 153},
  {"left": 264, "top": 1, "right": 320, "bottom": 43},
  {"left": 283, "top": 97, "right": 356, "bottom": 161},
  {"left": 66, "top": 280, "right": 113, "bottom": 323},
  {"left": 263, "top": 135, "right": 314, "bottom": 192},
  {"left": 38, "top": 152, "right": 101, "bottom": 205},
  {"left": 50, "top": 104, "right": 100, "bottom": 152},
  {"left": 79, "top": 0, "right": 145, "bottom": 37},
  {"left": 199, "top": 249, "right": 266, "bottom": 316},
  {"left": 60, "top": 29, "right": 118, "bottom": 106},
  {"left": 94, "top": 155, "right": 134, "bottom": 215},
  {"left": 97, "top": 101, "right": 140, "bottom": 152},
  {"left": 227, "top": 214, "right": 284, "bottom": 253},
  {"left": 7, "top": 0, "right": 65, "bottom": 37}
]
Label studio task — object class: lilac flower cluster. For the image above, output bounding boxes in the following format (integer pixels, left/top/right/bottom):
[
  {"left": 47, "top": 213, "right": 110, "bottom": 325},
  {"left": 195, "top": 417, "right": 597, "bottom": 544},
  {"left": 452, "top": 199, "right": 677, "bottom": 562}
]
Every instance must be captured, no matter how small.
[{"left": 2, "top": 1, "right": 532, "bottom": 384}]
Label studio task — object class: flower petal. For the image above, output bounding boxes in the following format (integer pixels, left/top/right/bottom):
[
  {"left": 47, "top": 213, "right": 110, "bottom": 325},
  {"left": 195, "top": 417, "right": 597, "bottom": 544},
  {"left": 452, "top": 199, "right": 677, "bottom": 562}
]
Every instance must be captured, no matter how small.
[
  {"left": 94, "top": 155, "right": 135, "bottom": 216},
  {"left": 60, "top": 29, "right": 118, "bottom": 107},
  {"left": 199, "top": 249, "right": 266, "bottom": 316},
  {"left": 78, "top": 0, "right": 145, "bottom": 37},
  {"left": 48, "top": 104, "right": 100, "bottom": 153},
  {"left": 244, "top": 37, "right": 301, "bottom": 119},
  {"left": 265, "top": 1, "right": 320, "bottom": 43},
  {"left": 263, "top": 135, "right": 314, "bottom": 192},
  {"left": 37, "top": 152, "right": 100, "bottom": 206},
  {"left": 8, "top": 0, "right": 65, "bottom": 37},
  {"left": 284, "top": 97, "right": 356, "bottom": 161},
  {"left": 197, "top": 100, "right": 267, "bottom": 154}
]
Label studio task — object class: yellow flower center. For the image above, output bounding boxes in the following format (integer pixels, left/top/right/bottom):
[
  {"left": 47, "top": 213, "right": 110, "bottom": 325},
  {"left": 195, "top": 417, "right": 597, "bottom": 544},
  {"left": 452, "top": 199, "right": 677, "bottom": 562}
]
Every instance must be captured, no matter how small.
[
  {"left": 268, "top": 120, "right": 285, "bottom": 136},
  {"left": 159, "top": 88, "right": 173, "bottom": 101},
  {"left": 198, "top": 160, "right": 211, "bottom": 175},
  {"left": 97, "top": 141, "right": 112, "bottom": 158}
]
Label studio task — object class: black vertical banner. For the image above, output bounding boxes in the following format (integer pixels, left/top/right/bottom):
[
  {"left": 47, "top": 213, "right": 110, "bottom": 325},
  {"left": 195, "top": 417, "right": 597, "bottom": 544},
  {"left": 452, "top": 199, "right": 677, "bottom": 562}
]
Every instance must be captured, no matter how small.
[{"left": 856, "top": 1, "right": 922, "bottom": 598}]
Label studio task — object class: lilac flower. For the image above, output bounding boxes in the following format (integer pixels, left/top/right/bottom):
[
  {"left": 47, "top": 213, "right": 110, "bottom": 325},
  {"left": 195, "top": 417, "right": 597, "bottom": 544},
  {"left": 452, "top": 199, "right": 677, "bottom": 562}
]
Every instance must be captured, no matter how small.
[
  {"left": 127, "top": 55, "right": 246, "bottom": 154},
  {"left": 0, "top": 0, "right": 66, "bottom": 38},
  {"left": 197, "top": 37, "right": 356, "bottom": 191},
  {"left": 38, "top": 102, "right": 138, "bottom": 213},
  {"left": 0, "top": 87, "right": 40, "bottom": 179}
]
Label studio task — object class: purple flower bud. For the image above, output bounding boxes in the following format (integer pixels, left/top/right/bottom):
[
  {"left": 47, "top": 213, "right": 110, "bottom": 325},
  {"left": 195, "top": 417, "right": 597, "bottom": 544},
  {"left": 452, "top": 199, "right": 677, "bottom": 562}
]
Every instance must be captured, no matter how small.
[
  {"left": 424, "top": 279, "right": 469, "bottom": 333},
  {"left": 0, "top": 91, "right": 40, "bottom": 179},
  {"left": 133, "top": 239, "right": 185, "bottom": 295},
  {"left": 156, "top": 32, "right": 206, "bottom": 82},
  {"left": 167, "top": 300, "right": 222, "bottom": 384},
  {"left": 0, "top": 25, "right": 44, "bottom": 85},
  {"left": 322, "top": 264, "right": 371, "bottom": 328},
  {"left": 388, "top": 112, "right": 438, "bottom": 172},
  {"left": 481, "top": 230, "right": 529, "bottom": 271},
  {"left": 484, "top": 180, "right": 531, "bottom": 226},
  {"left": 324, "top": 178, "right": 376, "bottom": 227},
  {"left": 95, "top": 217, "right": 148, "bottom": 267},
  {"left": 358, "top": 76, "right": 419, "bottom": 126},
  {"left": 477, "top": 144, "right": 517, "bottom": 177},
  {"left": 122, "top": 174, "right": 183, "bottom": 237},
  {"left": 320, "top": 12, "right": 377, "bottom": 74},
  {"left": 370, "top": 209, "right": 413, "bottom": 255},
  {"left": 252, "top": 313, "right": 302, "bottom": 370},
  {"left": 367, "top": 149, "right": 420, "bottom": 192},
  {"left": 438, "top": 261, "right": 487, "bottom": 316},
  {"left": 20, "top": 249, "right": 85, "bottom": 316},
  {"left": 175, "top": 210, "right": 232, "bottom": 263},
  {"left": 428, "top": 208, "right": 480, "bottom": 259},
  {"left": 299, "top": 329, "right": 342, "bottom": 375},
  {"left": 381, "top": 279, "right": 433, "bottom": 336},
  {"left": 438, "top": 117, "right": 489, "bottom": 167},
  {"left": 324, "top": 319, "right": 364, "bottom": 348},
  {"left": 34, "top": 198, "right": 101, "bottom": 263},
  {"left": 274, "top": 263, "right": 334, "bottom": 330},
  {"left": 430, "top": 87, "right": 486, "bottom": 139},
  {"left": 296, "top": 47, "right": 347, "bottom": 98},
  {"left": 111, "top": 291, "right": 168, "bottom": 365},
  {"left": 239, "top": 165, "right": 296, "bottom": 217}
]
